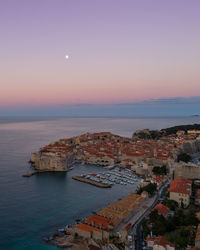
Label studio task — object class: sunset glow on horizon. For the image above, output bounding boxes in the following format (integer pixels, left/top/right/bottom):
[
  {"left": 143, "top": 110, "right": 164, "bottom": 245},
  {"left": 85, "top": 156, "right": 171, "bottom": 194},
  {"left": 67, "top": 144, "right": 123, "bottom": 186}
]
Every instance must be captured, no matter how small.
[{"left": 1, "top": 0, "right": 200, "bottom": 109}]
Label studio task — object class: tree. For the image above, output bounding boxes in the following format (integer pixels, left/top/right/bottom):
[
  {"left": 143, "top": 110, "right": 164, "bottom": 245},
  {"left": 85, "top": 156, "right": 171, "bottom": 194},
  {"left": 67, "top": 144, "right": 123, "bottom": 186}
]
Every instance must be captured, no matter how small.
[
  {"left": 164, "top": 199, "right": 178, "bottom": 211},
  {"left": 152, "top": 165, "right": 167, "bottom": 175},
  {"left": 165, "top": 218, "right": 176, "bottom": 232},
  {"left": 183, "top": 211, "right": 198, "bottom": 226},
  {"left": 177, "top": 153, "right": 192, "bottom": 163},
  {"left": 149, "top": 210, "right": 159, "bottom": 221},
  {"left": 74, "top": 232, "right": 79, "bottom": 239},
  {"left": 137, "top": 183, "right": 157, "bottom": 196}
]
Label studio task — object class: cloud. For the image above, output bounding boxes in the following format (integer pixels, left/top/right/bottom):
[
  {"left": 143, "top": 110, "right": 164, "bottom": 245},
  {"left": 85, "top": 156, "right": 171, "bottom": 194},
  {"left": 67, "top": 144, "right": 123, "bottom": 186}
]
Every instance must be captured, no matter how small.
[
  {"left": 1, "top": 96, "right": 200, "bottom": 117},
  {"left": 117, "top": 96, "right": 200, "bottom": 106}
]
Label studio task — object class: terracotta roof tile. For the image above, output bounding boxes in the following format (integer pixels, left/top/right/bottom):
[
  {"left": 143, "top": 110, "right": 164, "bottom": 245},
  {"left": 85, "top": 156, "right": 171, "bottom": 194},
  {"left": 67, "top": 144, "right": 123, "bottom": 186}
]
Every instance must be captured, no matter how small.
[
  {"left": 76, "top": 223, "right": 101, "bottom": 233},
  {"left": 153, "top": 204, "right": 169, "bottom": 217}
]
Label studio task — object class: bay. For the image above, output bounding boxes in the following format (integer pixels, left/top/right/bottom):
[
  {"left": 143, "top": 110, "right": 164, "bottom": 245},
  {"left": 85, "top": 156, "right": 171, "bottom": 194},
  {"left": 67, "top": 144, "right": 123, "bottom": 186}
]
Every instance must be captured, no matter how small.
[{"left": 0, "top": 116, "right": 200, "bottom": 249}]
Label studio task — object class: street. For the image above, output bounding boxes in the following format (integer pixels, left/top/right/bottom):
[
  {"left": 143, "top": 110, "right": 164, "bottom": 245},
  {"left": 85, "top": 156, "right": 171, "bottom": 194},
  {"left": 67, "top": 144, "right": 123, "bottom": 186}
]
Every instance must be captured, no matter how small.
[{"left": 129, "top": 182, "right": 169, "bottom": 250}]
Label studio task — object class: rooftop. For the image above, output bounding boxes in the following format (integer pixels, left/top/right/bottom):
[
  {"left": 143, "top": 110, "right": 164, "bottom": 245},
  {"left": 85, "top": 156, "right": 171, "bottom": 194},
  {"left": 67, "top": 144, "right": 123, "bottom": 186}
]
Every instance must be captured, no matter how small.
[
  {"left": 153, "top": 203, "right": 169, "bottom": 217},
  {"left": 85, "top": 214, "right": 112, "bottom": 230},
  {"left": 76, "top": 223, "right": 101, "bottom": 233},
  {"left": 169, "top": 177, "right": 192, "bottom": 195},
  {"left": 147, "top": 236, "right": 175, "bottom": 247}
]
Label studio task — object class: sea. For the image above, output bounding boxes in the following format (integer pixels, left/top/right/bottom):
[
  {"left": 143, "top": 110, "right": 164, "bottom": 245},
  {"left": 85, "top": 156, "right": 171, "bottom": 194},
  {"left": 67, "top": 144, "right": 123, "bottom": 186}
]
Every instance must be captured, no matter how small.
[{"left": 0, "top": 116, "right": 200, "bottom": 250}]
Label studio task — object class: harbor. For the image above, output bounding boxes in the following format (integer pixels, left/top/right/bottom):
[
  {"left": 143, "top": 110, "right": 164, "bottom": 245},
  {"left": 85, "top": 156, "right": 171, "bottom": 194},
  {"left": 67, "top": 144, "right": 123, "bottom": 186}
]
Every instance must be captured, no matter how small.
[
  {"left": 2, "top": 116, "right": 200, "bottom": 249},
  {"left": 72, "top": 166, "right": 140, "bottom": 187}
]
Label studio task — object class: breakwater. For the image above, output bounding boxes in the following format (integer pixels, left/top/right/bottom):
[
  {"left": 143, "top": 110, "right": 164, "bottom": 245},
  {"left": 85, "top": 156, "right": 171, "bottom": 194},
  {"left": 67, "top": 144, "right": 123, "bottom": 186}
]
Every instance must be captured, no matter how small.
[{"left": 72, "top": 176, "right": 112, "bottom": 188}]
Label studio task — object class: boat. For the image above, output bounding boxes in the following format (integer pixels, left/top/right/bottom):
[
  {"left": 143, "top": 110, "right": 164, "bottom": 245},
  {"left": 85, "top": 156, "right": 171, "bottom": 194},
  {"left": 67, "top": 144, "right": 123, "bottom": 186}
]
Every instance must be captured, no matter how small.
[
  {"left": 90, "top": 173, "right": 97, "bottom": 176},
  {"left": 106, "top": 165, "right": 115, "bottom": 170}
]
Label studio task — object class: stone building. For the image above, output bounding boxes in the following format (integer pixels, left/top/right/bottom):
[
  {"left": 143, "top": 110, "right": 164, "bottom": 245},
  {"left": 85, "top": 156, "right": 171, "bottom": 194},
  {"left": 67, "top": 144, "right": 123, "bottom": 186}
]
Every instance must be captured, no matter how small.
[
  {"left": 146, "top": 236, "right": 175, "bottom": 250},
  {"left": 195, "top": 224, "right": 200, "bottom": 248},
  {"left": 169, "top": 177, "right": 192, "bottom": 207}
]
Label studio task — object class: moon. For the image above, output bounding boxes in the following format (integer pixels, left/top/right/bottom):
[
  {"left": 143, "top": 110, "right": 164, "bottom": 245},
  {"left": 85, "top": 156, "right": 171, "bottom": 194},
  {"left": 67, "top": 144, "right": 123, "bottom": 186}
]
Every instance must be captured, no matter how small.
[{"left": 65, "top": 55, "right": 69, "bottom": 60}]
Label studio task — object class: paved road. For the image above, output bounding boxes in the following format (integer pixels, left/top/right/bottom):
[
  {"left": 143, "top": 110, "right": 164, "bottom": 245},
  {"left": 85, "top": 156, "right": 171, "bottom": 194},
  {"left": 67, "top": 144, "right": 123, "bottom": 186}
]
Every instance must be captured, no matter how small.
[{"left": 129, "top": 182, "right": 169, "bottom": 250}]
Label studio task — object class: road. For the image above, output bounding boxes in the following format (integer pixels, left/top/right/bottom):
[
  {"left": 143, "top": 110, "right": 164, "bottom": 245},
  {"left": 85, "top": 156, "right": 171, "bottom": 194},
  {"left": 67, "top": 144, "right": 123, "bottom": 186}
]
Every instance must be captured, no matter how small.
[{"left": 129, "top": 182, "right": 169, "bottom": 250}]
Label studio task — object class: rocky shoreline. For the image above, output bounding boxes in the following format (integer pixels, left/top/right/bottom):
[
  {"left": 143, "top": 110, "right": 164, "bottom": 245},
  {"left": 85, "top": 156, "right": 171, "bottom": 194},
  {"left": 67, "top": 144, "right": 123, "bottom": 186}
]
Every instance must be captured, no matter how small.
[{"left": 22, "top": 169, "right": 68, "bottom": 177}]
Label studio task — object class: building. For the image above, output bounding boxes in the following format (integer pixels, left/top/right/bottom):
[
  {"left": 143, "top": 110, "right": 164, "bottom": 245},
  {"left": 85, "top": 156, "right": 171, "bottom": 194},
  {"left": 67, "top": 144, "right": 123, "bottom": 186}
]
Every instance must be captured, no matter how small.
[
  {"left": 97, "top": 193, "right": 144, "bottom": 227},
  {"left": 121, "top": 223, "right": 132, "bottom": 241},
  {"left": 176, "top": 130, "right": 185, "bottom": 136},
  {"left": 141, "top": 191, "right": 148, "bottom": 198},
  {"left": 151, "top": 176, "right": 165, "bottom": 190},
  {"left": 75, "top": 223, "right": 103, "bottom": 240},
  {"left": 187, "top": 130, "right": 200, "bottom": 134},
  {"left": 74, "top": 214, "right": 112, "bottom": 241},
  {"left": 196, "top": 189, "right": 200, "bottom": 205},
  {"left": 174, "top": 163, "right": 200, "bottom": 180},
  {"left": 153, "top": 204, "right": 169, "bottom": 218},
  {"left": 146, "top": 236, "right": 175, "bottom": 250},
  {"left": 169, "top": 177, "right": 192, "bottom": 207},
  {"left": 195, "top": 224, "right": 200, "bottom": 248},
  {"left": 196, "top": 212, "right": 200, "bottom": 221},
  {"left": 74, "top": 193, "right": 145, "bottom": 241}
]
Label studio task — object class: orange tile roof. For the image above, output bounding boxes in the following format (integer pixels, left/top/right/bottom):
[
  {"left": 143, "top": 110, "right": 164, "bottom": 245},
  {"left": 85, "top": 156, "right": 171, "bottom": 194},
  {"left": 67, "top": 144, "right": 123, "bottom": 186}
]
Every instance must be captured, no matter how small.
[
  {"left": 147, "top": 236, "right": 174, "bottom": 247},
  {"left": 152, "top": 176, "right": 164, "bottom": 183},
  {"left": 169, "top": 177, "right": 192, "bottom": 195},
  {"left": 76, "top": 223, "right": 101, "bottom": 233},
  {"left": 153, "top": 203, "right": 169, "bottom": 217},
  {"left": 154, "top": 236, "right": 175, "bottom": 247},
  {"left": 85, "top": 214, "right": 112, "bottom": 230}
]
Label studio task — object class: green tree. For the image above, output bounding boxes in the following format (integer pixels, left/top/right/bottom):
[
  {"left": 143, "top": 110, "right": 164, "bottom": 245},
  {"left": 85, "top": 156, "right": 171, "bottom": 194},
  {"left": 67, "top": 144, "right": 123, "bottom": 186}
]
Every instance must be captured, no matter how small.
[
  {"left": 149, "top": 210, "right": 159, "bottom": 221},
  {"left": 137, "top": 183, "right": 157, "bottom": 196},
  {"left": 152, "top": 165, "right": 167, "bottom": 175},
  {"left": 183, "top": 211, "right": 198, "bottom": 226},
  {"left": 164, "top": 199, "right": 178, "bottom": 211},
  {"left": 74, "top": 232, "right": 79, "bottom": 239},
  {"left": 177, "top": 153, "right": 192, "bottom": 163}
]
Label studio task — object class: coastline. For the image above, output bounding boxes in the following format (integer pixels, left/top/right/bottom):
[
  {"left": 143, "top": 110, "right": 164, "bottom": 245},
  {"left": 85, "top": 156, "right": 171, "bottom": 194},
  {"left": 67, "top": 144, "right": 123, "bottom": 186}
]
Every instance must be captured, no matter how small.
[
  {"left": 45, "top": 188, "right": 149, "bottom": 249},
  {"left": 22, "top": 169, "right": 68, "bottom": 177},
  {"left": 2, "top": 117, "right": 200, "bottom": 249}
]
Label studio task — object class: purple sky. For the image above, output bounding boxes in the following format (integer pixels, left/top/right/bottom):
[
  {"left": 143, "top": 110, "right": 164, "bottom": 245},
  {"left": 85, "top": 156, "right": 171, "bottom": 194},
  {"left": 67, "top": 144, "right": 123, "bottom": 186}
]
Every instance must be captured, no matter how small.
[{"left": 1, "top": 0, "right": 200, "bottom": 109}]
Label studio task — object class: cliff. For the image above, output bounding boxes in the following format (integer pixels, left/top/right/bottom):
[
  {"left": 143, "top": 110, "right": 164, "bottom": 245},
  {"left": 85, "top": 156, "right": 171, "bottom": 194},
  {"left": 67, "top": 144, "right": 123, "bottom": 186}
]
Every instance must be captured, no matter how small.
[{"left": 30, "top": 152, "right": 67, "bottom": 171}]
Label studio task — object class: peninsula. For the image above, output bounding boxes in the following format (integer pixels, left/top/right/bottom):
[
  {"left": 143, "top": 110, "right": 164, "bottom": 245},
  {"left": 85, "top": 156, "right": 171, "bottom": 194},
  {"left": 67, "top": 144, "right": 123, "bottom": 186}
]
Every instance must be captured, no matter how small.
[
  {"left": 31, "top": 125, "right": 200, "bottom": 249},
  {"left": 30, "top": 124, "right": 200, "bottom": 179}
]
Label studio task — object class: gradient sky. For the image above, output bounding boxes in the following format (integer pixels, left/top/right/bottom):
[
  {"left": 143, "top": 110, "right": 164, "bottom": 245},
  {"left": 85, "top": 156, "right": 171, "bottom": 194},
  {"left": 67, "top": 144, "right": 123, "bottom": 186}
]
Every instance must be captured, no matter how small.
[{"left": 1, "top": 0, "right": 200, "bottom": 109}]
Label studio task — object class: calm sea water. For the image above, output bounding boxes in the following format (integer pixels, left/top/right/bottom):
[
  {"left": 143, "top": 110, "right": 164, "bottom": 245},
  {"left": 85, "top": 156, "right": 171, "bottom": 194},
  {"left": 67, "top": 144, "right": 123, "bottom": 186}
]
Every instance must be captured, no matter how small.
[{"left": 0, "top": 116, "right": 200, "bottom": 250}]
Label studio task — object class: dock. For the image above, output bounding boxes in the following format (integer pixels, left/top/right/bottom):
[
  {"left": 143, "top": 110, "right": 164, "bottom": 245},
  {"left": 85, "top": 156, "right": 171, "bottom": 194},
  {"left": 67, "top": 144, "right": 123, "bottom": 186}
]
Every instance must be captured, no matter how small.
[{"left": 72, "top": 176, "right": 112, "bottom": 188}]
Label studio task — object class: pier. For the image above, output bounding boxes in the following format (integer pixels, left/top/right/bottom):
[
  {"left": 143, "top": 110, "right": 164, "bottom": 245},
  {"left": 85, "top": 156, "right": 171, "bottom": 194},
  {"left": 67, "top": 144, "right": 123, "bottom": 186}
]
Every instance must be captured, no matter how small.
[{"left": 72, "top": 176, "right": 112, "bottom": 188}]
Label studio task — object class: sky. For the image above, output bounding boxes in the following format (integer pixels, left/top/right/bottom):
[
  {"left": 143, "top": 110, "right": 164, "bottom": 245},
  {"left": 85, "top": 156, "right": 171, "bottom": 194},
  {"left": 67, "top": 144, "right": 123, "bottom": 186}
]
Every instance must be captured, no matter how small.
[{"left": 0, "top": 0, "right": 200, "bottom": 115}]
